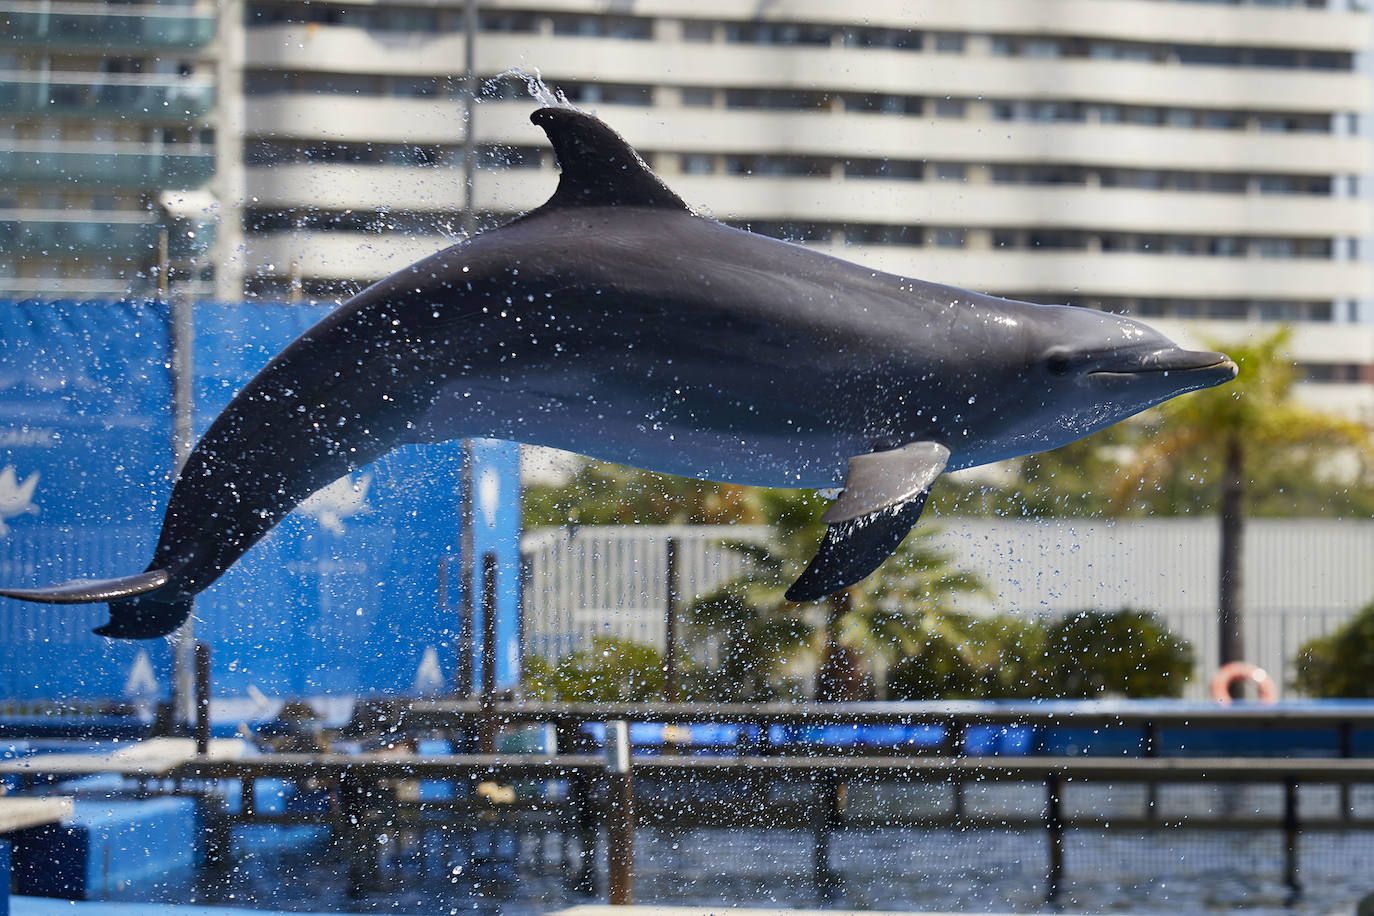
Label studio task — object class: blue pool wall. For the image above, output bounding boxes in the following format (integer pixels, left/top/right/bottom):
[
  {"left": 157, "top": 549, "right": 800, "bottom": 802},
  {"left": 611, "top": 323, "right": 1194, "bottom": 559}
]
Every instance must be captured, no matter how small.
[{"left": 0, "top": 299, "right": 522, "bottom": 704}]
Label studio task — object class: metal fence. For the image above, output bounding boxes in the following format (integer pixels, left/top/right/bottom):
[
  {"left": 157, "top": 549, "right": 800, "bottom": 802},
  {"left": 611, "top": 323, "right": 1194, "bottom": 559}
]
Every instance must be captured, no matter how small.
[
  {"left": 520, "top": 525, "right": 768, "bottom": 662},
  {"left": 521, "top": 520, "right": 1374, "bottom": 698}
]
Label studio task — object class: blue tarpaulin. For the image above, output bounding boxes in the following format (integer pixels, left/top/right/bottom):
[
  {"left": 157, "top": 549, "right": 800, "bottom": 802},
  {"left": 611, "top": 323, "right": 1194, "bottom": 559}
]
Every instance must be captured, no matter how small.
[{"left": 0, "top": 300, "right": 521, "bottom": 703}]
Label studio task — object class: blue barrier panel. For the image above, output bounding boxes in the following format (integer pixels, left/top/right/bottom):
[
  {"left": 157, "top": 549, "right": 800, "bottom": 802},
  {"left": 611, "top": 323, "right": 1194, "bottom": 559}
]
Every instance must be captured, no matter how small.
[
  {"left": 10, "top": 797, "right": 200, "bottom": 899},
  {"left": 190, "top": 303, "right": 475, "bottom": 697},
  {"left": 466, "top": 438, "right": 522, "bottom": 692},
  {"left": 0, "top": 300, "right": 175, "bottom": 702},
  {"left": 0, "top": 300, "right": 523, "bottom": 703}
]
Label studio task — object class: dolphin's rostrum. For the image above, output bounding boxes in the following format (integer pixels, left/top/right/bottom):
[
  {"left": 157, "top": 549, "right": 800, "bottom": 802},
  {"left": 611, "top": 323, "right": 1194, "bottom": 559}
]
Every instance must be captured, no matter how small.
[{"left": 0, "top": 107, "right": 1237, "bottom": 638}]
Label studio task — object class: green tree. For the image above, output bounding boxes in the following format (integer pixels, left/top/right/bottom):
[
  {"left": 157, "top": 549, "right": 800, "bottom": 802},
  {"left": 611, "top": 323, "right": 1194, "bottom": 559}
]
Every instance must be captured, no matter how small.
[
  {"left": 1033, "top": 609, "right": 1195, "bottom": 698},
  {"left": 930, "top": 426, "right": 1130, "bottom": 520},
  {"left": 689, "top": 488, "right": 986, "bottom": 701},
  {"left": 523, "top": 459, "right": 764, "bottom": 528},
  {"left": 523, "top": 636, "right": 668, "bottom": 702},
  {"left": 886, "top": 613, "right": 1045, "bottom": 700},
  {"left": 1293, "top": 602, "right": 1374, "bottom": 698},
  {"left": 886, "top": 609, "right": 1193, "bottom": 700},
  {"left": 1115, "top": 330, "right": 1371, "bottom": 676}
]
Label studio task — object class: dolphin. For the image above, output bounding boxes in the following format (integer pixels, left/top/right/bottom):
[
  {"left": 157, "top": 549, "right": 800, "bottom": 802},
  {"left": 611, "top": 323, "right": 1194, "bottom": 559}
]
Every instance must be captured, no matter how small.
[{"left": 0, "top": 106, "right": 1237, "bottom": 638}]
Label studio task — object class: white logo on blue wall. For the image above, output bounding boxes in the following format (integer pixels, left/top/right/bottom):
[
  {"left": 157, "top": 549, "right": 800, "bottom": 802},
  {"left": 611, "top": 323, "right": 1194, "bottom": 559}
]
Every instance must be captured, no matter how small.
[
  {"left": 124, "top": 649, "right": 160, "bottom": 698},
  {"left": 413, "top": 645, "right": 445, "bottom": 694},
  {"left": 478, "top": 466, "right": 500, "bottom": 529},
  {"left": 299, "top": 472, "right": 372, "bottom": 535},
  {"left": 0, "top": 465, "right": 39, "bottom": 537}
]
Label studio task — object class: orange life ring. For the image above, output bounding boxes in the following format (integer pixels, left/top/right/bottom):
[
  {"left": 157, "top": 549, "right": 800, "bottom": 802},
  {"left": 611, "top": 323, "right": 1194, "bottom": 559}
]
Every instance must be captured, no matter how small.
[{"left": 1209, "top": 661, "right": 1278, "bottom": 705}]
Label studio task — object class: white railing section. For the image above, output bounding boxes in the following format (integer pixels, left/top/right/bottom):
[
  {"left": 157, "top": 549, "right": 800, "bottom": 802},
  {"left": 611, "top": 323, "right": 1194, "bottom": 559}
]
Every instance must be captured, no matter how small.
[
  {"left": 522, "top": 519, "right": 1374, "bottom": 698},
  {"left": 521, "top": 524, "right": 768, "bottom": 662}
]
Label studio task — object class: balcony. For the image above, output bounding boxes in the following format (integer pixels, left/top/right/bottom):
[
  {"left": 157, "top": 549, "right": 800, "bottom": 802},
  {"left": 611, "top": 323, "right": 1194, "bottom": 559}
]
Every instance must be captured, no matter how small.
[
  {"left": 0, "top": 3, "right": 215, "bottom": 51},
  {"left": 0, "top": 72, "right": 214, "bottom": 120},
  {"left": 0, "top": 211, "right": 214, "bottom": 258},
  {"left": 0, "top": 144, "right": 214, "bottom": 189}
]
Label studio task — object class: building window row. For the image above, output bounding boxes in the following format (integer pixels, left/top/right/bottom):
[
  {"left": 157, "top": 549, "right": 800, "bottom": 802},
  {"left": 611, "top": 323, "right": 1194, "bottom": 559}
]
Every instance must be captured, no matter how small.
[
  {"left": 239, "top": 72, "right": 1346, "bottom": 135},
  {"left": 684, "top": 154, "right": 1345, "bottom": 195},
  {"left": 1301, "top": 363, "right": 1372, "bottom": 383},
  {"left": 241, "top": 139, "right": 1348, "bottom": 197},
  {"left": 688, "top": 19, "right": 1351, "bottom": 71},
  {"left": 244, "top": 4, "right": 654, "bottom": 38},
  {"left": 1020, "top": 294, "right": 1336, "bottom": 322},
  {"left": 993, "top": 229, "right": 1335, "bottom": 258},
  {"left": 988, "top": 34, "right": 1351, "bottom": 70},
  {"left": 238, "top": 5, "right": 1352, "bottom": 78},
  {"left": 1174, "top": 0, "right": 1328, "bottom": 8},
  {"left": 245, "top": 140, "right": 546, "bottom": 170},
  {"left": 684, "top": 88, "right": 1341, "bottom": 133},
  {"left": 243, "top": 71, "right": 655, "bottom": 107}
]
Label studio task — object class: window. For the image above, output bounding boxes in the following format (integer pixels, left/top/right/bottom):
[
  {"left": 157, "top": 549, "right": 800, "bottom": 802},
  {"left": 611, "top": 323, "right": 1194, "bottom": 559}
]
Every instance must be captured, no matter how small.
[
  {"left": 680, "top": 154, "right": 715, "bottom": 175},
  {"left": 933, "top": 32, "right": 964, "bottom": 53},
  {"left": 934, "top": 98, "right": 965, "bottom": 118}
]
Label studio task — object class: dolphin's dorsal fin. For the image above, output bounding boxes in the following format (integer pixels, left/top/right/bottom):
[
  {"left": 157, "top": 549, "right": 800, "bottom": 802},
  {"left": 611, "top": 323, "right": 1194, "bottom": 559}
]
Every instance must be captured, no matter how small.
[{"left": 527, "top": 107, "right": 691, "bottom": 214}]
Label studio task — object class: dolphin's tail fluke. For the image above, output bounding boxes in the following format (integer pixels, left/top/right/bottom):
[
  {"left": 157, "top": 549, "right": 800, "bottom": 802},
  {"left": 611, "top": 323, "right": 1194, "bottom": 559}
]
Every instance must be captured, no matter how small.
[
  {"left": 0, "top": 568, "right": 191, "bottom": 639},
  {"left": 95, "top": 593, "right": 192, "bottom": 639}
]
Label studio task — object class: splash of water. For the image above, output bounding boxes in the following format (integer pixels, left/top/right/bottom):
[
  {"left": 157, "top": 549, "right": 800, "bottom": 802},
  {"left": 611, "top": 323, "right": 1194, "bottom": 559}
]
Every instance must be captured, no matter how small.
[{"left": 486, "top": 67, "right": 578, "bottom": 110}]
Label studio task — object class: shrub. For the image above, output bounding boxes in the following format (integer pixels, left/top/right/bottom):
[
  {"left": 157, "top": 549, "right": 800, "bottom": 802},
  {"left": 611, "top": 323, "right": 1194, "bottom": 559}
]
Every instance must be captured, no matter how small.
[
  {"left": 889, "top": 608, "right": 1194, "bottom": 700},
  {"left": 1036, "top": 609, "right": 1194, "bottom": 699},
  {"left": 524, "top": 636, "right": 666, "bottom": 702},
  {"left": 886, "top": 613, "right": 1043, "bottom": 700},
  {"left": 1293, "top": 602, "right": 1374, "bottom": 698}
]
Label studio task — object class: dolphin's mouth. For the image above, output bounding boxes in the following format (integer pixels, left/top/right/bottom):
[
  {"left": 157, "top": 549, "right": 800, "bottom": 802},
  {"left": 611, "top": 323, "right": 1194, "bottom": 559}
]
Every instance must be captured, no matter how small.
[{"left": 1088, "top": 349, "right": 1237, "bottom": 382}]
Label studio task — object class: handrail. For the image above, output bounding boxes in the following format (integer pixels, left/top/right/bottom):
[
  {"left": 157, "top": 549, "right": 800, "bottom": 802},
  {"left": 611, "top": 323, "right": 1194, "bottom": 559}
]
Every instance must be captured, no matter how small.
[{"left": 352, "top": 697, "right": 1374, "bottom": 730}]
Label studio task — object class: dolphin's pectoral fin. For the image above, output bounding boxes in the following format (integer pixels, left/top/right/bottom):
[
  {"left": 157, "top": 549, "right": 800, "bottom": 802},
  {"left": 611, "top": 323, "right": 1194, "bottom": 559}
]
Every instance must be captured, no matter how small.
[
  {"left": 525, "top": 108, "right": 693, "bottom": 215},
  {"left": 785, "top": 492, "right": 933, "bottom": 603},
  {"left": 821, "top": 441, "right": 950, "bottom": 526},
  {"left": 784, "top": 441, "right": 950, "bottom": 602}
]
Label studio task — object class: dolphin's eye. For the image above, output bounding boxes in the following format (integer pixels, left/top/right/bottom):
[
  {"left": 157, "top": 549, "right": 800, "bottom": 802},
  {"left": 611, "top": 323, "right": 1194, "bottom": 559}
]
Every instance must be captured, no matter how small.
[{"left": 1045, "top": 354, "right": 1073, "bottom": 376}]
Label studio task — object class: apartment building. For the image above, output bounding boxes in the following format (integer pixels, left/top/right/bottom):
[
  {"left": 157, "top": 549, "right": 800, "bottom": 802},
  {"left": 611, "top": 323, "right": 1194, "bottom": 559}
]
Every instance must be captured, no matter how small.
[
  {"left": 0, "top": 0, "right": 219, "bottom": 300},
  {"left": 8, "top": 0, "right": 1374, "bottom": 415}
]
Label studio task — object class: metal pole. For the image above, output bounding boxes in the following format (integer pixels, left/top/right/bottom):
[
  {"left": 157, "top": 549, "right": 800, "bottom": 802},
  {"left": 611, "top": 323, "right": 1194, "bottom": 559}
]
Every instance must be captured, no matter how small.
[
  {"left": 458, "top": 443, "right": 474, "bottom": 698},
  {"left": 604, "top": 720, "right": 634, "bottom": 904},
  {"left": 812, "top": 772, "right": 842, "bottom": 901},
  {"left": 479, "top": 551, "right": 498, "bottom": 754},
  {"left": 1, "top": 837, "right": 11, "bottom": 916},
  {"left": 157, "top": 228, "right": 169, "bottom": 297},
  {"left": 1046, "top": 773, "right": 1064, "bottom": 902},
  {"left": 169, "top": 268, "right": 196, "bottom": 728},
  {"left": 1339, "top": 721, "right": 1353, "bottom": 821},
  {"left": 194, "top": 642, "right": 211, "bottom": 756},
  {"left": 342, "top": 770, "right": 370, "bottom": 899},
  {"left": 1144, "top": 720, "right": 1159, "bottom": 822},
  {"left": 566, "top": 774, "right": 599, "bottom": 895},
  {"left": 663, "top": 537, "right": 679, "bottom": 702},
  {"left": 461, "top": 0, "right": 478, "bottom": 237},
  {"left": 1283, "top": 776, "right": 1301, "bottom": 894}
]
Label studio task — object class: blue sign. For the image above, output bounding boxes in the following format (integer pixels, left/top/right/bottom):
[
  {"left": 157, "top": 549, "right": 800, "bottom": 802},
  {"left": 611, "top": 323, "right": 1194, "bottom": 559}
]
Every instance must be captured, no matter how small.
[
  {"left": 0, "top": 300, "right": 522, "bottom": 704},
  {"left": 0, "top": 300, "right": 175, "bottom": 703}
]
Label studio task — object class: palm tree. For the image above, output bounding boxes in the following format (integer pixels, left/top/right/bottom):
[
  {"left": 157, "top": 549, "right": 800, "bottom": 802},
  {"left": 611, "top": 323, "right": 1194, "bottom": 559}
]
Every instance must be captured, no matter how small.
[
  {"left": 522, "top": 458, "right": 765, "bottom": 528},
  {"left": 1116, "top": 329, "right": 1371, "bottom": 679},
  {"left": 689, "top": 488, "right": 986, "bottom": 701}
]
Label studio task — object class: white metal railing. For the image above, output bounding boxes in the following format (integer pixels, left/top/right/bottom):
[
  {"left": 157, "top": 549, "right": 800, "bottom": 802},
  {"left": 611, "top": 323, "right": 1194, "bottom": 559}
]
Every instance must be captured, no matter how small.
[
  {"left": 521, "top": 519, "right": 1374, "bottom": 698},
  {"left": 521, "top": 525, "right": 767, "bottom": 662}
]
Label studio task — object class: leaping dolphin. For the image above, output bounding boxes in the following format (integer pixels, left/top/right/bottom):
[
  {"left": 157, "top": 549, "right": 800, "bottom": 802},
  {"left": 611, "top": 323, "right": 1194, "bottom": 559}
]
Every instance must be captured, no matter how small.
[{"left": 0, "top": 107, "right": 1236, "bottom": 638}]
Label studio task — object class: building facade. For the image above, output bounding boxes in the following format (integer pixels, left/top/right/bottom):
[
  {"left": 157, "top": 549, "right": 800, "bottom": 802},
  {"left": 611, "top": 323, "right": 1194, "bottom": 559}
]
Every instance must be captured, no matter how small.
[
  {"left": 0, "top": 0, "right": 218, "bottom": 300},
  {"left": 6, "top": 0, "right": 1374, "bottom": 416}
]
